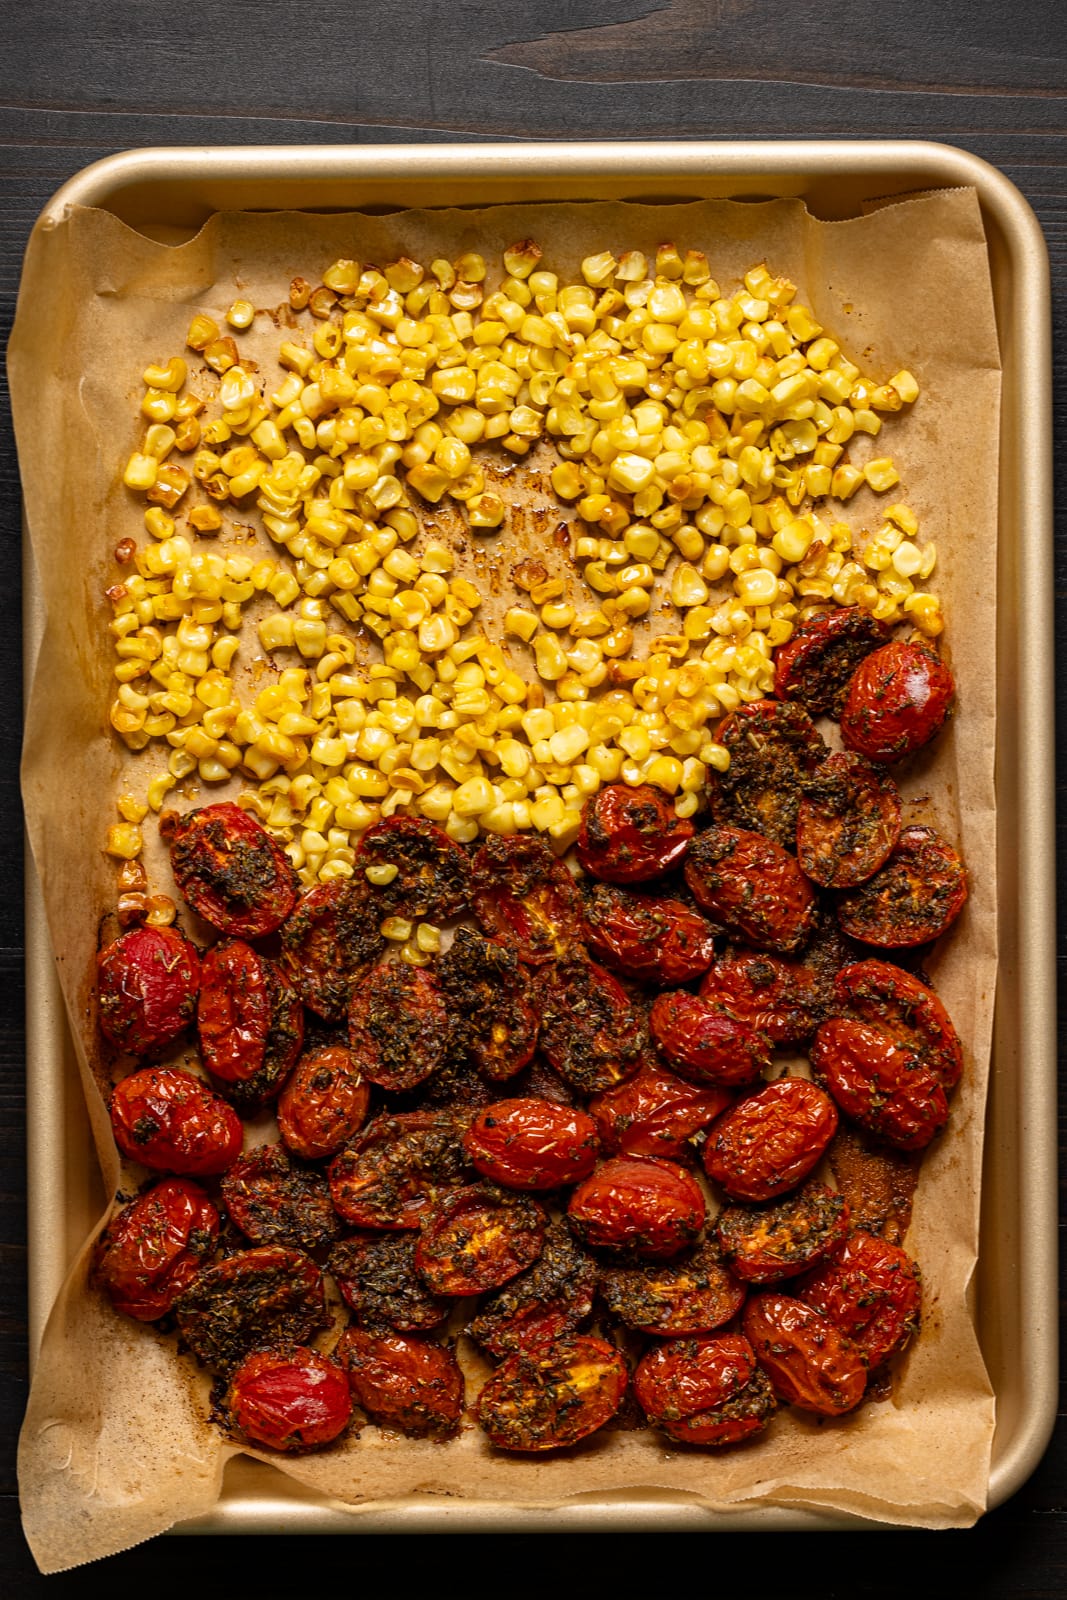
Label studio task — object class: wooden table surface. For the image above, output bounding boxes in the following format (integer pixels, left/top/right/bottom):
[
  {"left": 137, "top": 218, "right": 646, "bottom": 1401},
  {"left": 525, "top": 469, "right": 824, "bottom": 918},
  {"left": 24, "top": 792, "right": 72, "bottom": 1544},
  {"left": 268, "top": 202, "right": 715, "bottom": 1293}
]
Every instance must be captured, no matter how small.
[{"left": 1, "top": 3, "right": 1063, "bottom": 1592}]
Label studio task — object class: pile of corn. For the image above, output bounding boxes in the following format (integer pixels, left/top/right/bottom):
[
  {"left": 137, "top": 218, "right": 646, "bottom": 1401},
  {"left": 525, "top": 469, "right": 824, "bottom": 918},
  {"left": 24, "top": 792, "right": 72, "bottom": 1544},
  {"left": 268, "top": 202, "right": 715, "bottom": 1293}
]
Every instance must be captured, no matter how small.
[{"left": 107, "top": 240, "right": 941, "bottom": 888}]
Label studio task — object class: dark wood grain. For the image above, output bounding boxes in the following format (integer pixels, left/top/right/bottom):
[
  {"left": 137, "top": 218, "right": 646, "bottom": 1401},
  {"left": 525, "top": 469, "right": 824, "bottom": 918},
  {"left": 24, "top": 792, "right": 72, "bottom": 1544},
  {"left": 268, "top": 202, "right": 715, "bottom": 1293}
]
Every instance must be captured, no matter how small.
[{"left": 0, "top": 0, "right": 1064, "bottom": 1590}]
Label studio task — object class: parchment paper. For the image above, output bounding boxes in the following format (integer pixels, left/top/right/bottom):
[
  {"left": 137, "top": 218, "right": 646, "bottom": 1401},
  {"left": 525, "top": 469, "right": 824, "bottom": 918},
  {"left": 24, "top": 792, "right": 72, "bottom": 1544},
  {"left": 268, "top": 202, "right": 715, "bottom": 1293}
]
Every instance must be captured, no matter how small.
[{"left": 11, "top": 189, "right": 1000, "bottom": 1571}]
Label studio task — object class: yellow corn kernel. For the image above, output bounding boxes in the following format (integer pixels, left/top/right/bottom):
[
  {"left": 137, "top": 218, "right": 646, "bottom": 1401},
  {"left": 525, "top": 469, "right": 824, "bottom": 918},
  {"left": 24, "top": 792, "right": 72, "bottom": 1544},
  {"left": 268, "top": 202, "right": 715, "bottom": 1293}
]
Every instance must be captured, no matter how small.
[
  {"left": 864, "top": 458, "right": 901, "bottom": 493},
  {"left": 104, "top": 823, "right": 143, "bottom": 859}
]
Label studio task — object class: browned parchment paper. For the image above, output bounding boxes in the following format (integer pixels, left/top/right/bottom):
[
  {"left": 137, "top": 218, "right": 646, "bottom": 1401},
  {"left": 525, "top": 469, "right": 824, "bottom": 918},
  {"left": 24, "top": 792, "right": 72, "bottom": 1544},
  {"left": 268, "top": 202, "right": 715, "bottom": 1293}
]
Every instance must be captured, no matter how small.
[{"left": 11, "top": 190, "right": 999, "bottom": 1571}]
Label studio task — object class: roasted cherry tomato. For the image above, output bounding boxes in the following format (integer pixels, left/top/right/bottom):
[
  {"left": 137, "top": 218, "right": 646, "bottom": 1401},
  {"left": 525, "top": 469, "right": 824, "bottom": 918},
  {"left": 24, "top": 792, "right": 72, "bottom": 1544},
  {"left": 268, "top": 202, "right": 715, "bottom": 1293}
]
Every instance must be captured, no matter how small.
[
  {"left": 684, "top": 825, "right": 817, "bottom": 955},
  {"left": 226, "top": 1346, "right": 351, "bottom": 1452},
  {"left": 774, "top": 605, "right": 890, "bottom": 717},
  {"left": 471, "top": 834, "right": 585, "bottom": 963},
  {"left": 710, "top": 700, "right": 826, "bottom": 849},
  {"left": 337, "top": 1326, "right": 464, "bottom": 1440},
  {"left": 476, "top": 1335, "right": 628, "bottom": 1452},
  {"left": 197, "top": 939, "right": 304, "bottom": 1109},
  {"left": 539, "top": 957, "right": 647, "bottom": 1095},
  {"left": 698, "top": 947, "right": 826, "bottom": 1045},
  {"left": 714, "top": 1183, "right": 850, "bottom": 1285},
  {"left": 600, "top": 1238, "right": 746, "bottom": 1337},
  {"left": 835, "top": 826, "right": 967, "bottom": 948},
  {"left": 110, "top": 1065, "right": 243, "bottom": 1177},
  {"left": 634, "top": 1334, "right": 776, "bottom": 1446},
  {"left": 840, "top": 639, "right": 955, "bottom": 765},
  {"left": 581, "top": 883, "right": 719, "bottom": 986},
  {"left": 276, "top": 1044, "right": 371, "bottom": 1161},
  {"left": 160, "top": 801, "right": 298, "bottom": 939},
  {"left": 703, "top": 1078, "right": 838, "bottom": 1203},
  {"left": 568, "top": 1155, "right": 705, "bottom": 1259},
  {"left": 588, "top": 1060, "right": 733, "bottom": 1163},
  {"left": 576, "top": 782, "right": 694, "bottom": 884},
  {"left": 649, "top": 991, "right": 772, "bottom": 1087},
  {"left": 355, "top": 816, "right": 472, "bottom": 921},
  {"left": 834, "top": 958, "right": 963, "bottom": 1089},
  {"left": 347, "top": 960, "right": 447, "bottom": 1093},
  {"left": 798, "top": 1230, "right": 922, "bottom": 1368},
  {"left": 438, "top": 927, "right": 539, "bottom": 1081},
  {"left": 466, "top": 1220, "right": 598, "bottom": 1358},
  {"left": 329, "top": 1233, "right": 450, "bottom": 1332},
  {"left": 742, "top": 1291, "right": 867, "bottom": 1416},
  {"left": 796, "top": 752, "right": 902, "bottom": 888},
  {"left": 279, "top": 878, "right": 384, "bottom": 1021},
  {"left": 415, "top": 1183, "right": 547, "bottom": 1295},
  {"left": 93, "top": 1178, "right": 219, "bottom": 1321},
  {"left": 327, "top": 1110, "right": 472, "bottom": 1230},
  {"left": 464, "top": 1099, "right": 599, "bottom": 1191},
  {"left": 220, "top": 1141, "right": 341, "bottom": 1252},
  {"left": 174, "top": 1245, "right": 329, "bottom": 1373},
  {"left": 97, "top": 925, "right": 201, "bottom": 1056},
  {"left": 811, "top": 1017, "right": 949, "bottom": 1152}
]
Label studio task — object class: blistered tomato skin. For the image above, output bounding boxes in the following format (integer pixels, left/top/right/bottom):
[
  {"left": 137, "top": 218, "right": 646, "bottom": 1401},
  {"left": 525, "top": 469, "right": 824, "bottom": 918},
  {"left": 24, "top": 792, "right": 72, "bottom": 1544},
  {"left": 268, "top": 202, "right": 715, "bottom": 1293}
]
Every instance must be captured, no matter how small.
[
  {"left": 576, "top": 783, "right": 694, "bottom": 884},
  {"left": 840, "top": 639, "right": 956, "bottom": 764},
  {"left": 539, "top": 958, "right": 647, "bottom": 1095},
  {"left": 568, "top": 1155, "right": 706, "bottom": 1259},
  {"left": 582, "top": 884, "right": 719, "bottom": 986},
  {"left": 347, "top": 960, "right": 447, "bottom": 1093},
  {"left": 796, "top": 752, "right": 902, "bottom": 889},
  {"left": 836, "top": 826, "right": 967, "bottom": 948},
  {"left": 197, "top": 940, "right": 304, "bottom": 1111},
  {"left": 703, "top": 1078, "right": 839, "bottom": 1203},
  {"left": 464, "top": 1099, "right": 599, "bottom": 1191},
  {"left": 798, "top": 1230, "right": 922, "bottom": 1367},
  {"left": 355, "top": 816, "right": 472, "bottom": 922},
  {"left": 710, "top": 700, "right": 826, "bottom": 850},
  {"left": 600, "top": 1239, "right": 746, "bottom": 1336},
  {"left": 337, "top": 1326, "right": 464, "bottom": 1440},
  {"left": 714, "top": 1184, "right": 850, "bottom": 1285},
  {"left": 110, "top": 1066, "right": 243, "bottom": 1177},
  {"left": 834, "top": 959, "right": 963, "bottom": 1089},
  {"left": 742, "top": 1292, "right": 867, "bottom": 1416},
  {"left": 471, "top": 834, "right": 585, "bottom": 963},
  {"left": 588, "top": 1061, "right": 733, "bottom": 1163},
  {"left": 160, "top": 801, "right": 298, "bottom": 939},
  {"left": 97, "top": 925, "right": 201, "bottom": 1056},
  {"left": 699, "top": 948, "right": 826, "bottom": 1045},
  {"left": 634, "top": 1334, "right": 776, "bottom": 1446},
  {"left": 811, "top": 1017, "right": 950, "bottom": 1152},
  {"left": 93, "top": 1178, "right": 219, "bottom": 1321},
  {"left": 684, "top": 825, "right": 817, "bottom": 955},
  {"left": 774, "top": 605, "right": 891, "bottom": 718},
  {"left": 279, "top": 878, "right": 384, "bottom": 1022},
  {"left": 276, "top": 1044, "right": 371, "bottom": 1161},
  {"left": 327, "top": 1110, "right": 472, "bottom": 1230},
  {"left": 476, "top": 1335, "right": 628, "bottom": 1452},
  {"left": 415, "top": 1184, "right": 547, "bottom": 1295},
  {"left": 174, "top": 1246, "right": 329, "bottom": 1373},
  {"left": 226, "top": 1346, "right": 352, "bottom": 1452},
  {"left": 649, "top": 991, "right": 772, "bottom": 1087}
]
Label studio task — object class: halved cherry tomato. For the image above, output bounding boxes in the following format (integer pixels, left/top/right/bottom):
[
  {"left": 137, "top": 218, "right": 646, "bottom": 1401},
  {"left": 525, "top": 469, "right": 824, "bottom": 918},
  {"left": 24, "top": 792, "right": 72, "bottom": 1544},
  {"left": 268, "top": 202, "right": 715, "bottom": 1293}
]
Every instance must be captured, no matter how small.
[
  {"left": 835, "top": 826, "right": 967, "bottom": 948},
  {"left": 160, "top": 801, "right": 298, "bottom": 939},
  {"left": 774, "top": 605, "right": 890, "bottom": 717},
  {"left": 798, "top": 1230, "right": 922, "bottom": 1368},
  {"left": 110, "top": 1065, "right": 243, "bottom": 1177},
  {"left": 685, "top": 825, "right": 817, "bottom": 954},
  {"left": 588, "top": 1060, "right": 733, "bottom": 1163},
  {"left": 93, "top": 1178, "right": 219, "bottom": 1321},
  {"left": 568, "top": 1155, "right": 705, "bottom": 1258},
  {"left": 811, "top": 1017, "right": 949, "bottom": 1152},
  {"left": 714, "top": 1183, "right": 850, "bottom": 1285},
  {"left": 834, "top": 958, "right": 963, "bottom": 1089},
  {"left": 464, "top": 1099, "right": 599, "bottom": 1190},
  {"left": 582, "top": 883, "right": 719, "bottom": 985},
  {"left": 415, "top": 1183, "right": 547, "bottom": 1295},
  {"left": 577, "top": 782, "right": 694, "bottom": 884},
  {"left": 710, "top": 700, "right": 826, "bottom": 850},
  {"left": 698, "top": 947, "right": 826, "bottom": 1045},
  {"left": 634, "top": 1334, "right": 776, "bottom": 1446},
  {"left": 471, "top": 834, "right": 585, "bottom": 963},
  {"left": 796, "top": 752, "right": 902, "bottom": 888},
  {"left": 329, "top": 1233, "right": 450, "bottom": 1332},
  {"left": 742, "top": 1291, "right": 867, "bottom": 1416},
  {"left": 337, "top": 1326, "right": 464, "bottom": 1440},
  {"left": 703, "top": 1078, "right": 838, "bottom": 1202},
  {"left": 174, "top": 1245, "right": 329, "bottom": 1373},
  {"left": 197, "top": 940, "right": 304, "bottom": 1110},
  {"left": 97, "top": 925, "right": 201, "bottom": 1056},
  {"left": 466, "top": 1220, "right": 597, "bottom": 1358},
  {"left": 476, "top": 1335, "right": 628, "bottom": 1451},
  {"left": 840, "top": 639, "right": 955, "bottom": 764},
  {"left": 276, "top": 1044, "right": 371, "bottom": 1161},
  {"left": 355, "top": 816, "right": 472, "bottom": 921},
  {"left": 649, "top": 991, "right": 772, "bottom": 1087},
  {"left": 220, "top": 1142, "right": 341, "bottom": 1252},
  {"left": 539, "top": 957, "right": 647, "bottom": 1095},
  {"left": 347, "top": 960, "right": 447, "bottom": 1093},
  {"left": 226, "top": 1346, "right": 351, "bottom": 1452},
  {"left": 438, "top": 927, "right": 539, "bottom": 1081},
  {"left": 279, "top": 878, "right": 384, "bottom": 1021},
  {"left": 600, "top": 1238, "right": 746, "bottom": 1336},
  {"left": 327, "top": 1110, "right": 472, "bottom": 1230}
]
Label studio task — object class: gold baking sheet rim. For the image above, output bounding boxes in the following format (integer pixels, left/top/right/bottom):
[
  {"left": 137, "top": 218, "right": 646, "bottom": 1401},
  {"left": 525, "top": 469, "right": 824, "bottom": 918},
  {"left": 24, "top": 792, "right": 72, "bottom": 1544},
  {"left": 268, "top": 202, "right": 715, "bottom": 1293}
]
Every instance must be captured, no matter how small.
[{"left": 21, "top": 139, "right": 1057, "bottom": 1532}]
